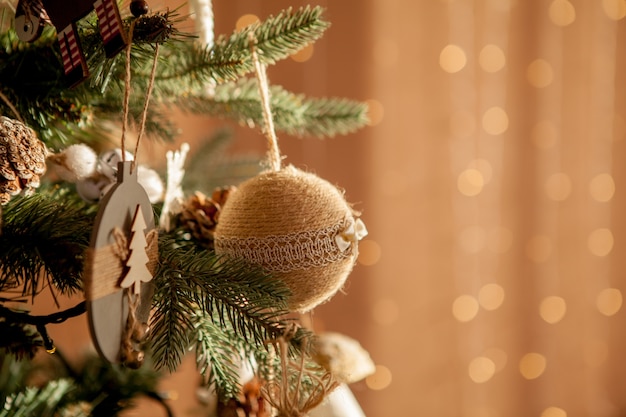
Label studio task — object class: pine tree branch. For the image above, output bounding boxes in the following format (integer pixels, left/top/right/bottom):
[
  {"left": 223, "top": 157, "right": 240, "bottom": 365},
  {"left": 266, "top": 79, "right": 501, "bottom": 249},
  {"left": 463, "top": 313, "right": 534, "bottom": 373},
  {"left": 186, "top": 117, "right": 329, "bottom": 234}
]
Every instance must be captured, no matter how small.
[
  {"left": 0, "top": 187, "right": 96, "bottom": 300},
  {"left": 0, "top": 378, "right": 74, "bottom": 417},
  {"left": 175, "top": 78, "right": 370, "bottom": 138},
  {"left": 152, "top": 6, "right": 329, "bottom": 89},
  {"left": 150, "top": 234, "right": 300, "bottom": 373}
]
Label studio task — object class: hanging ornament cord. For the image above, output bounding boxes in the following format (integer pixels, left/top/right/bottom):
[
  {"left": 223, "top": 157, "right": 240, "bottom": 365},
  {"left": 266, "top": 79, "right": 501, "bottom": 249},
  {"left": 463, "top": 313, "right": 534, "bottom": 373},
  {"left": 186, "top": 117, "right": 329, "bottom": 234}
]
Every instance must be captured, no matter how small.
[
  {"left": 118, "top": 18, "right": 161, "bottom": 363},
  {"left": 0, "top": 89, "right": 24, "bottom": 123},
  {"left": 250, "top": 34, "right": 282, "bottom": 172},
  {"left": 120, "top": 19, "right": 161, "bottom": 165}
]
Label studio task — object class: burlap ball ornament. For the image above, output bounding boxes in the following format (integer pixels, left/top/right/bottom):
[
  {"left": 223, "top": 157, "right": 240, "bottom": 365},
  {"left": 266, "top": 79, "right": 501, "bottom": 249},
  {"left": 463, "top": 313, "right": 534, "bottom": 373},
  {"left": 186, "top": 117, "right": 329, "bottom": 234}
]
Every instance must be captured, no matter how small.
[{"left": 214, "top": 165, "right": 366, "bottom": 313}]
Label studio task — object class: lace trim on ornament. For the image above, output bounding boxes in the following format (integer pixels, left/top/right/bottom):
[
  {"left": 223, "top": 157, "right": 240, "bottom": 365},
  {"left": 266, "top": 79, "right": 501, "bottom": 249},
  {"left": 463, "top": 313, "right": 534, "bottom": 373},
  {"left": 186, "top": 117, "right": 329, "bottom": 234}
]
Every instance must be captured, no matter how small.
[{"left": 216, "top": 220, "right": 355, "bottom": 272}]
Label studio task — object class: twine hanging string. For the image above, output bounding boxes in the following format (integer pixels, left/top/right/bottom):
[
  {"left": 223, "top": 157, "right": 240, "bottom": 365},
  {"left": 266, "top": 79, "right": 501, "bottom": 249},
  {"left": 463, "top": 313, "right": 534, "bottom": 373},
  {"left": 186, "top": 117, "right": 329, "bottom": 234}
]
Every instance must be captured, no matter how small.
[
  {"left": 121, "top": 19, "right": 161, "bottom": 166},
  {"left": 250, "top": 34, "right": 282, "bottom": 172},
  {"left": 0, "top": 89, "right": 24, "bottom": 123},
  {"left": 117, "top": 17, "right": 161, "bottom": 367}
]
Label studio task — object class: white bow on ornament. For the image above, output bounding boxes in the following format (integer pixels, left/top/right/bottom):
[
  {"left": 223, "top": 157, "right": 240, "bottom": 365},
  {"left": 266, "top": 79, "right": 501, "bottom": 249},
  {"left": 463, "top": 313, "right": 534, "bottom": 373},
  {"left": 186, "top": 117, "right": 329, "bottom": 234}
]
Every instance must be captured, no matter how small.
[{"left": 335, "top": 218, "right": 368, "bottom": 252}]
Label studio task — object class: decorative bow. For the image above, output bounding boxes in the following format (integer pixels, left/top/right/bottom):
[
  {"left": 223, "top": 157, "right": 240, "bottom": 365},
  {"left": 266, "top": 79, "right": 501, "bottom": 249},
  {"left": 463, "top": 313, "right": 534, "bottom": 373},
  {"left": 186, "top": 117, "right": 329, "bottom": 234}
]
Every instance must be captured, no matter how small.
[{"left": 335, "top": 218, "right": 368, "bottom": 252}]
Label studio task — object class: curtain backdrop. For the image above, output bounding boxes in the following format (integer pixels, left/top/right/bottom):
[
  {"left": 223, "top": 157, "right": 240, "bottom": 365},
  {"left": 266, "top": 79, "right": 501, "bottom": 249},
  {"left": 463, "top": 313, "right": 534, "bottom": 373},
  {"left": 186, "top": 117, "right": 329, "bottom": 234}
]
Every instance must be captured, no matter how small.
[{"left": 223, "top": 1, "right": 626, "bottom": 417}]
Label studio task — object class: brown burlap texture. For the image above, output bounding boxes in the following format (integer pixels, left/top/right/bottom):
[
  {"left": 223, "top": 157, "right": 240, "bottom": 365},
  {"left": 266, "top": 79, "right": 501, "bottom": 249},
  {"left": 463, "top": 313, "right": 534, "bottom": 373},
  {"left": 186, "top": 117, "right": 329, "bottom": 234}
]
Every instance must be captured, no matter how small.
[{"left": 214, "top": 165, "right": 358, "bottom": 313}]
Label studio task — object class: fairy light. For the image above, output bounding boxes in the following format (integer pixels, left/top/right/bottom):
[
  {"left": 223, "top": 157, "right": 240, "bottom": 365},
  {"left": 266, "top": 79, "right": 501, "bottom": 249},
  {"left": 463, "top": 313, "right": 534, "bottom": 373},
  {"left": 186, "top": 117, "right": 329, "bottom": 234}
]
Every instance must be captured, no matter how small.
[
  {"left": 541, "top": 407, "right": 567, "bottom": 417},
  {"left": 539, "top": 296, "right": 567, "bottom": 324},
  {"left": 602, "top": 0, "right": 626, "bottom": 20},
  {"left": 549, "top": 0, "right": 576, "bottom": 27},
  {"left": 235, "top": 14, "right": 259, "bottom": 30},
  {"left": 479, "top": 44, "right": 506, "bottom": 73},
  {"left": 481, "top": 106, "right": 509, "bottom": 135},
  {"left": 468, "top": 356, "right": 496, "bottom": 383},
  {"left": 587, "top": 228, "right": 614, "bottom": 257},
  {"left": 478, "top": 283, "right": 505, "bottom": 311},
  {"left": 357, "top": 239, "right": 382, "bottom": 266},
  {"left": 439, "top": 44, "right": 467, "bottom": 73},
  {"left": 589, "top": 174, "right": 615, "bottom": 202},
  {"left": 526, "top": 59, "right": 554, "bottom": 88},
  {"left": 290, "top": 43, "right": 314, "bottom": 62},
  {"left": 519, "top": 352, "right": 547, "bottom": 380},
  {"left": 596, "top": 288, "right": 622, "bottom": 316},
  {"left": 544, "top": 173, "right": 572, "bottom": 201}
]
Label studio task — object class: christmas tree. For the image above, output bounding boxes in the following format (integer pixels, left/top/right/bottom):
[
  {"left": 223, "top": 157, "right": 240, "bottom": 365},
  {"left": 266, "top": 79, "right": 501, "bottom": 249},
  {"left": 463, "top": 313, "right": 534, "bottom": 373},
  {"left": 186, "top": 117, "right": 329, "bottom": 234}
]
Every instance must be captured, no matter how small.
[{"left": 0, "top": 1, "right": 371, "bottom": 415}]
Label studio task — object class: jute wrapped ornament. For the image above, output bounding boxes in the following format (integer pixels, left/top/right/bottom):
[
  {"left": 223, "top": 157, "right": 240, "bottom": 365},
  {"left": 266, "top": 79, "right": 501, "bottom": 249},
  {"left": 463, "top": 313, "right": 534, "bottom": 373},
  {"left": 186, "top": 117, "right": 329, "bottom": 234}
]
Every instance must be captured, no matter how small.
[
  {"left": 215, "top": 42, "right": 367, "bottom": 312},
  {"left": 214, "top": 165, "right": 366, "bottom": 313}
]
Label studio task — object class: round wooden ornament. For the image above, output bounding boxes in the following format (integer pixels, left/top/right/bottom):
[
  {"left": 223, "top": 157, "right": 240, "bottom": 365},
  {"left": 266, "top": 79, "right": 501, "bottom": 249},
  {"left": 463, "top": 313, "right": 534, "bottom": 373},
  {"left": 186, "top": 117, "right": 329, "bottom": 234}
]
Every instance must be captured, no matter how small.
[{"left": 84, "top": 161, "right": 158, "bottom": 365}]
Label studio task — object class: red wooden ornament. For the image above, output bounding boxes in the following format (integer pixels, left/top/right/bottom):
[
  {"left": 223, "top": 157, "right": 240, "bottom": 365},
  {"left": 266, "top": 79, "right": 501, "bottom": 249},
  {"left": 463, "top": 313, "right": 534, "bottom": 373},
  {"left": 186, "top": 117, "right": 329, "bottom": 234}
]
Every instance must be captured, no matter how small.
[{"left": 15, "top": 0, "right": 128, "bottom": 87}]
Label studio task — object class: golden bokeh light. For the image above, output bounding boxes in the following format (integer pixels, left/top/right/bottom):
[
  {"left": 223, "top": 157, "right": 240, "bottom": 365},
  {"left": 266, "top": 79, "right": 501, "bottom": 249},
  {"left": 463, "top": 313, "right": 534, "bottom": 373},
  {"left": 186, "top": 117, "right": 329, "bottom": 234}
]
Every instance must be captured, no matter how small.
[
  {"left": 440, "top": 44, "right": 467, "bottom": 73},
  {"left": 539, "top": 296, "right": 567, "bottom": 324},
  {"left": 549, "top": 0, "right": 576, "bottom": 26},
  {"left": 478, "top": 283, "right": 505, "bottom": 311},
  {"left": 479, "top": 44, "right": 506, "bottom": 73},
  {"left": 589, "top": 173, "right": 615, "bottom": 202},
  {"left": 235, "top": 14, "right": 260, "bottom": 30},
  {"left": 519, "top": 352, "right": 547, "bottom": 380},
  {"left": 531, "top": 120, "right": 559, "bottom": 149},
  {"left": 458, "top": 225, "right": 487, "bottom": 254},
  {"left": 365, "top": 365, "right": 393, "bottom": 390},
  {"left": 482, "top": 107, "right": 509, "bottom": 135},
  {"left": 371, "top": 297, "right": 400, "bottom": 326},
  {"left": 596, "top": 288, "right": 622, "bottom": 316},
  {"left": 602, "top": 0, "right": 626, "bottom": 20},
  {"left": 358, "top": 239, "right": 382, "bottom": 266},
  {"left": 457, "top": 169, "right": 485, "bottom": 197},
  {"left": 487, "top": 227, "right": 514, "bottom": 253},
  {"left": 541, "top": 407, "right": 567, "bottom": 417},
  {"left": 527, "top": 59, "right": 554, "bottom": 88},
  {"left": 366, "top": 99, "right": 385, "bottom": 126},
  {"left": 468, "top": 356, "right": 496, "bottom": 383},
  {"left": 544, "top": 173, "right": 572, "bottom": 201},
  {"left": 525, "top": 235, "right": 552, "bottom": 263},
  {"left": 453, "top": 295, "right": 480, "bottom": 322},
  {"left": 483, "top": 347, "right": 508, "bottom": 372},
  {"left": 468, "top": 159, "right": 493, "bottom": 184},
  {"left": 291, "top": 43, "right": 314, "bottom": 63},
  {"left": 587, "top": 228, "right": 614, "bottom": 257}
]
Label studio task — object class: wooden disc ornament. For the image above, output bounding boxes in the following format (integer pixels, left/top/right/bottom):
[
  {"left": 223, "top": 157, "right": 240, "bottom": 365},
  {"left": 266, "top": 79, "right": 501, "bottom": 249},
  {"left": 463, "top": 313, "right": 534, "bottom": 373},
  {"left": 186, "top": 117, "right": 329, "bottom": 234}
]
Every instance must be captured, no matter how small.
[
  {"left": 83, "top": 30, "right": 161, "bottom": 367},
  {"left": 214, "top": 46, "right": 367, "bottom": 313},
  {"left": 84, "top": 161, "right": 158, "bottom": 366}
]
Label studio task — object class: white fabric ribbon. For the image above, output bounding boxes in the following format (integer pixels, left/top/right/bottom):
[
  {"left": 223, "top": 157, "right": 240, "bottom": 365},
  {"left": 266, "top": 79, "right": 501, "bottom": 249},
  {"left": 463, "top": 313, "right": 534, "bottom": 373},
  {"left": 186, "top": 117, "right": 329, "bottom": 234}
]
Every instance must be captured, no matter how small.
[{"left": 335, "top": 218, "right": 368, "bottom": 252}]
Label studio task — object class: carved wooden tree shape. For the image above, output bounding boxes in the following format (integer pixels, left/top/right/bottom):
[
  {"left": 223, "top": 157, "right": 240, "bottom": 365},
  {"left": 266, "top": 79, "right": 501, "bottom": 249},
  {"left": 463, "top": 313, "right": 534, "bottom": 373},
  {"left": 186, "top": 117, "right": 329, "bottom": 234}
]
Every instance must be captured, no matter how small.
[{"left": 120, "top": 205, "right": 153, "bottom": 295}]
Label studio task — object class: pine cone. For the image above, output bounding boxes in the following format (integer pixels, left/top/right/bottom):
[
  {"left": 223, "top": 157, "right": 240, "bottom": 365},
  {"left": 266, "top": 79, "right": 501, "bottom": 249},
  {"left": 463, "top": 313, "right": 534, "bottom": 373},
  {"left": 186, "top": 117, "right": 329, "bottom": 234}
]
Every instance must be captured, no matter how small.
[
  {"left": 0, "top": 117, "right": 47, "bottom": 204},
  {"left": 179, "top": 187, "right": 237, "bottom": 249},
  {"left": 180, "top": 192, "right": 220, "bottom": 248}
]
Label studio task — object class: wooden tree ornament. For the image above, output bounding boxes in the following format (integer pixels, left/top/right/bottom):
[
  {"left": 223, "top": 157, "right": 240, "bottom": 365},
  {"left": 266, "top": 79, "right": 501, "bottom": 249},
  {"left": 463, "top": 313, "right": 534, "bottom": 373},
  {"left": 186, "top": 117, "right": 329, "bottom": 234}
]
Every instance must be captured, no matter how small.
[{"left": 84, "top": 161, "right": 158, "bottom": 366}]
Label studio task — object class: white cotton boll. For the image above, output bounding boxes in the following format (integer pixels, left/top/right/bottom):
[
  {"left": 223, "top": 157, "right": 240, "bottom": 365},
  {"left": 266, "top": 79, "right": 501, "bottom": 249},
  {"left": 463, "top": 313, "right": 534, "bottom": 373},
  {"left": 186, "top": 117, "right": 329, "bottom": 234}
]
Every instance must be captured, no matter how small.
[
  {"left": 312, "top": 332, "right": 376, "bottom": 384},
  {"left": 76, "top": 175, "right": 113, "bottom": 202},
  {"left": 98, "top": 149, "right": 134, "bottom": 180},
  {"left": 137, "top": 165, "right": 164, "bottom": 203},
  {"left": 51, "top": 144, "right": 98, "bottom": 182}
]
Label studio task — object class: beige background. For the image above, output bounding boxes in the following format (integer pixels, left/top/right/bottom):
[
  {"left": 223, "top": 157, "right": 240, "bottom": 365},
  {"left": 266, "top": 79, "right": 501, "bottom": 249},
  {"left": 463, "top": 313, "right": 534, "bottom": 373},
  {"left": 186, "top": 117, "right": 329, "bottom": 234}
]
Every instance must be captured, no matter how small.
[{"left": 34, "top": 1, "right": 626, "bottom": 417}]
